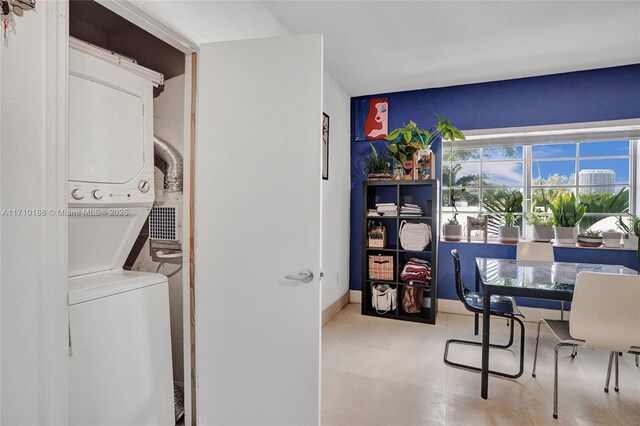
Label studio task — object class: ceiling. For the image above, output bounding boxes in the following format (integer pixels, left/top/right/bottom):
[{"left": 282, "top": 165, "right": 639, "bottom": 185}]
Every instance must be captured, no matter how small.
[{"left": 262, "top": 1, "right": 640, "bottom": 96}]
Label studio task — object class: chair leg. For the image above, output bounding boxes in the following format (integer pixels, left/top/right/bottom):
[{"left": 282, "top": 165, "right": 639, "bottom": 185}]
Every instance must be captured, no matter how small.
[
  {"left": 614, "top": 352, "right": 619, "bottom": 392},
  {"left": 636, "top": 353, "right": 639, "bottom": 367},
  {"left": 605, "top": 351, "right": 614, "bottom": 393},
  {"left": 571, "top": 345, "right": 578, "bottom": 358},
  {"left": 444, "top": 315, "right": 525, "bottom": 379},
  {"left": 532, "top": 319, "right": 542, "bottom": 377},
  {"left": 553, "top": 342, "right": 573, "bottom": 419}
]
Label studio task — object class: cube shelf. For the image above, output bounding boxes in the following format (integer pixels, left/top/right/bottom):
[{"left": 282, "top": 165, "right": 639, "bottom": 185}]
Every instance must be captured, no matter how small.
[{"left": 362, "top": 180, "right": 439, "bottom": 324}]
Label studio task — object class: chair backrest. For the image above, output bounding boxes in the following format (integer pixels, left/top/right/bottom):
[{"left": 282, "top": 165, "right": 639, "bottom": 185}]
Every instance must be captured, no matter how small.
[
  {"left": 516, "top": 241, "right": 554, "bottom": 262},
  {"left": 450, "top": 249, "right": 472, "bottom": 311},
  {"left": 570, "top": 271, "right": 640, "bottom": 352}
]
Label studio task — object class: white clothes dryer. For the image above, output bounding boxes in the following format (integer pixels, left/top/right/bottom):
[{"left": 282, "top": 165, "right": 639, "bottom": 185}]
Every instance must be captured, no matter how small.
[{"left": 67, "top": 39, "right": 174, "bottom": 426}]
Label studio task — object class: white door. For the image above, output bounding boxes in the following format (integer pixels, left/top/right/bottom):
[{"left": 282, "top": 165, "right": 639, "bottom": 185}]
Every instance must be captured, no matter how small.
[{"left": 195, "top": 34, "right": 323, "bottom": 425}]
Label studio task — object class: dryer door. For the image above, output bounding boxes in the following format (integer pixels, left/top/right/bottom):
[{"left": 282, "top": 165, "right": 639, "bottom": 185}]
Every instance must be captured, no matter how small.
[{"left": 69, "top": 74, "right": 145, "bottom": 184}]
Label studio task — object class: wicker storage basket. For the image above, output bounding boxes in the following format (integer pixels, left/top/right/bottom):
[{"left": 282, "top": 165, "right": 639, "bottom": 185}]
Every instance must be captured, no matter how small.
[{"left": 368, "top": 255, "right": 394, "bottom": 281}]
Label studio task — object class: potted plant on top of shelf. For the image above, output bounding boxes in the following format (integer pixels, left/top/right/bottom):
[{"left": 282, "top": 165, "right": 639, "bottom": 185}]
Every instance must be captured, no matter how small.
[
  {"left": 385, "top": 115, "right": 465, "bottom": 180},
  {"left": 362, "top": 143, "right": 391, "bottom": 180},
  {"left": 526, "top": 211, "right": 554, "bottom": 242},
  {"left": 549, "top": 192, "right": 585, "bottom": 245}
]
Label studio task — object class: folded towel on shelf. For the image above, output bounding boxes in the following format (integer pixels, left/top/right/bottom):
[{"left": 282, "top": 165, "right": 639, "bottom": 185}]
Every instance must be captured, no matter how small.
[
  {"left": 376, "top": 203, "right": 398, "bottom": 216},
  {"left": 400, "top": 204, "right": 423, "bottom": 216},
  {"left": 400, "top": 258, "right": 432, "bottom": 287}
]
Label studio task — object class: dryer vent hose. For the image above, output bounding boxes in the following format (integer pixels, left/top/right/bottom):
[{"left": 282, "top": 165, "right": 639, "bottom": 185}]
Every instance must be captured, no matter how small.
[{"left": 153, "top": 135, "right": 183, "bottom": 193}]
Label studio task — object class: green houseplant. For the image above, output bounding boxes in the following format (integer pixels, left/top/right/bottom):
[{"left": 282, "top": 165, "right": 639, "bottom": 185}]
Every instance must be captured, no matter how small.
[
  {"left": 616, "top": 214, "right": 640, "bottom": 250},
  {"left": 482, "top": 189, "right": 522, "bottom": 243},
  {"left": 525, "top": 211, "right": 554, "bottom": 242},
  {"left": 443, "top": 216, "right": 463, "bottom": 241},
  {"left": 577, "top": 229, "right": 603, "bottom": 248},
  {"left": 362, "top": 143, "right": 391, "bottom": 180},
  {"left": 385, "top": 115, "right": 464, "bottom": 179},
  {"left": 602, "top": 228, "right": 622, "bottom": 248},
  {"left": 549, "top": 192, "right": 585, "bottom": 244}
]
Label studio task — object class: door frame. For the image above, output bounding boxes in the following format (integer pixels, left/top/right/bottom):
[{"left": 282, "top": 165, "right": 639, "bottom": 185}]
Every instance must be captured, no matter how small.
[
  {"left": 48, "top": 1, "right": 201, "bottom": 424},
  {"left": 44, "top": 1, "right": 70, "bottom": 423}
]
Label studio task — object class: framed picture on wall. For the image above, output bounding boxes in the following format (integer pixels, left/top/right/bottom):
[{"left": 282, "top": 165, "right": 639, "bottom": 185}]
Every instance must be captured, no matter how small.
[
  {"left": 353, "top": 97, "right": 388, "bottom": 141},
  {"left": 322, "top": 112, "right": 330, "bottom": 180}
]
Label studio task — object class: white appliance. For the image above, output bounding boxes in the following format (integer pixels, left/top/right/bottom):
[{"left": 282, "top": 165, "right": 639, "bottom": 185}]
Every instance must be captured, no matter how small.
[{"left": 67, "top": 38, "right": 174, "bottom": 426}]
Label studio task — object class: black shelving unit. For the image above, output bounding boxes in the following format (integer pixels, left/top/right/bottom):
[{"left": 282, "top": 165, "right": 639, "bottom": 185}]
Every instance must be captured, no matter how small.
[{"left": 361, "top": 180, "right": 439, "bottom": 324}]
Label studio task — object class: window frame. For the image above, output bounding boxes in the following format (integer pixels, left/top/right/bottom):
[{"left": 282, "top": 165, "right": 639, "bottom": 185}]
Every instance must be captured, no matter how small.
[{"left": 441, "top": 120, "right": 640, "bottom": 241}]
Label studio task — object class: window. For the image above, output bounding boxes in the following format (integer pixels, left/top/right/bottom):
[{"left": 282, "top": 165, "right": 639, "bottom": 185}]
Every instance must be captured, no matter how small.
[{"left": 442, "top": 124, "right": 638, "bottom": 240}]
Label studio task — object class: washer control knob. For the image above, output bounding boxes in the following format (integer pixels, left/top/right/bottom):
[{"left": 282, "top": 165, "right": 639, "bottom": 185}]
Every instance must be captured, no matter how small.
[
  {"left": 71, "top": 189, "right": 84, "bottom": 200},
  {"left": 92, "top": 190, "right": 103, "bottom": 200},
  {"left": 138, "top": 180, "right": 150, "bottom": 193}
]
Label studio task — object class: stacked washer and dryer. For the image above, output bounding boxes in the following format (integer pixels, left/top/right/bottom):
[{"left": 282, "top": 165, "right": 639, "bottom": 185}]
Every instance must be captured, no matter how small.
[{"left": 67, "top": 39, "right": 175, "bottom": 425}]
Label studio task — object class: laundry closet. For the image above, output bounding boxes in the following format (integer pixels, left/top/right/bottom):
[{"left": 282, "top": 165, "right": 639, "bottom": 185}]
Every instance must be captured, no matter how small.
[
  {"left": 62, "top": 2, "right": 327, "bottom": 424},
  {"left": 67, "top": 1, "right": 193, "bottom": 424}
]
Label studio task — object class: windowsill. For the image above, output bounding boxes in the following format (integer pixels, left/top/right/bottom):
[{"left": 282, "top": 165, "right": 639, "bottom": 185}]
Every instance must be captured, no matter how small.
[{"left": 440, "top": 237, "right": 637, "bottom": 251}]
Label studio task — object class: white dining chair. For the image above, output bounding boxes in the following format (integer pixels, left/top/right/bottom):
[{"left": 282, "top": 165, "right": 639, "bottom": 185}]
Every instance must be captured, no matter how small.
[
  {"left": 531, "top": 271, "right": 640, "bottom": 419},
  {"left": 604, "top": 346, "right": 640, "bottom": 392},
  {"left": 516, "top": 241, "right": 554, "bottom": 262}
]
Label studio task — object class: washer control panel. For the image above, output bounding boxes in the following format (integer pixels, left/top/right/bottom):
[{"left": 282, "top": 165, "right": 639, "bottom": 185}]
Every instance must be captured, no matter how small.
[{"left": 69, "top": 172, "right": 154, "bottom": 207}]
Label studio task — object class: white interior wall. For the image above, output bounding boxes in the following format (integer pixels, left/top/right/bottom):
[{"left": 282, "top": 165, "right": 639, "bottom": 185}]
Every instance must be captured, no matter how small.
[
  {"left": 321, "top": 73, "right": 351, "bottom": 310},
  {"left": 131, "top": 75, "right": 186, "bottom": 385},
  {"left": 1, "top": 7, "right": 67, "bottom": 425},
  {"left": 0, "top": 12, "right": 46, "bottom": 424}
]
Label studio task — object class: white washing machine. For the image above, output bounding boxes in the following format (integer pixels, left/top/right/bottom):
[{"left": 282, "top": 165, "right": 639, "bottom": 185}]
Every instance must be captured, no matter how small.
[{"left": 67, "top": 39, "right": 174, "bottom": 426}]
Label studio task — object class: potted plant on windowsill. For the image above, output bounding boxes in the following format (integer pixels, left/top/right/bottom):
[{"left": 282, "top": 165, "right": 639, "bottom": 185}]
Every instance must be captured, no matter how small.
[
  {"left": 602, "top": 229, "right": 623, "bottom": 248},
  {"left": 499, "top": 213, "right": 520, "bottom": 244},
  {"left": 482, "top": 189, "right": 522, "bottom": 244},
  {"left": 577, "top": 229, "right": 603, "bottom": 248},
  {"left": 362, "top": 143, "right": 391, "bottom": 180},
  {"left": 526, "top": 211, "right": 554, "bottom": 242},
  {"left": 616, "top": 215, "right": 640, "bottom": 250},
  {"left": 385, "top": 115, "right": 464, "bottom": 180},
  {"left": 549, "top": 192, "right": 585, "bottom": 245},
  {"left": 443, "top": 215, "right": 463, "bottom": 241}
]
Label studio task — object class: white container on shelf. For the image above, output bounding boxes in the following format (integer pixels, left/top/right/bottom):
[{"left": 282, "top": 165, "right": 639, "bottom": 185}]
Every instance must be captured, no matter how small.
[{"left": 623, "top": 234, "right": 639, "bottom": 249}]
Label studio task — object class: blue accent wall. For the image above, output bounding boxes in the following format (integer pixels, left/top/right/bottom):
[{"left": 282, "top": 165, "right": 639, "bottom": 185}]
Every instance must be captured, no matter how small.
[{"left": 350, "top": 65, "right": 640, "bottom": 308}]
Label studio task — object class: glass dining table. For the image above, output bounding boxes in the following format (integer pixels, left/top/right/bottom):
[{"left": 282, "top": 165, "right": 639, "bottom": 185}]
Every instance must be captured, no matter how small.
[{"left": 474, "top": 258, "right": 638, "bottom": 400}]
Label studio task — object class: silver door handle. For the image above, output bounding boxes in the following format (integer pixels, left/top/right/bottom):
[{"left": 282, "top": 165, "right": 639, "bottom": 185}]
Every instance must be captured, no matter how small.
[{"left": 285, "top": 269, "right": 314, "bottom": 283}]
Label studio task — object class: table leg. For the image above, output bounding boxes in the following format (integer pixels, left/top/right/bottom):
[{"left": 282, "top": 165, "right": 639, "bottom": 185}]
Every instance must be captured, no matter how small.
[
  {"left": 481, "top": 286, "right": 491, "bottom": 399},
  {"left": 474, "top": 267, "right": 480, "bottom": 336}
]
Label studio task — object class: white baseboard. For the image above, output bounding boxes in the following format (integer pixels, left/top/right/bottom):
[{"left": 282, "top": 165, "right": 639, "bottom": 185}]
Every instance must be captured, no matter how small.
[{"left": 348, "top": 290, "right": 567, "bottom": 323}]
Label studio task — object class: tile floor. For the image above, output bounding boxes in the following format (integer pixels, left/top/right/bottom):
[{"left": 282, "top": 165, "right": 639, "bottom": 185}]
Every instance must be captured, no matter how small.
[{"left": 322, "top": 304, "right": 640, "bottom": 425}]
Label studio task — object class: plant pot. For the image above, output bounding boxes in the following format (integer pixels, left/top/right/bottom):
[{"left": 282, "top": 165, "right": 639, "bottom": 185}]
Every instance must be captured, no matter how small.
[
  {"left": 624, "top": 234, "right": 639, "bottom": 249},
  {"left": 402, "top": 160, "right": 414, "bottom": 180},
  {"left": 498, "top": 226, "right": 519, "bottom": 244},
  {"left": 443, "top": 224, "right": 462, "bottom": 241},
  {"left": 393, "top": 164, "right": 405, "bottom": 180},
  {"left": 531, "top": 224, "right": 554, "bottom": 242},
  {"left": 576, "top": 236, "right": 603, "bottom": 248},
  {"left": 553, "top": 226, "right": 576, "bottom": 245},
  {"left": 602, "top": 231, "right": 622, "bottom": 248},
  {"left": 367, "top": 173, "right": 392, "bottom": 181}
]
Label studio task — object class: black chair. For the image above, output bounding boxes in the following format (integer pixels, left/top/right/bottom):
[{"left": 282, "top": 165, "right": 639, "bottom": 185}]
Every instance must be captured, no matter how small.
[{"left": 443, "top": 249, "right": 526, "bottom": 379}]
